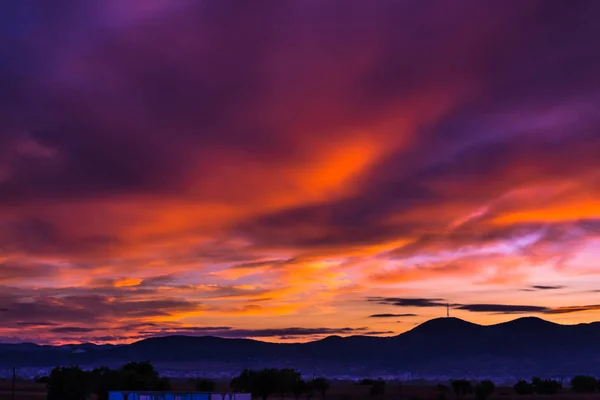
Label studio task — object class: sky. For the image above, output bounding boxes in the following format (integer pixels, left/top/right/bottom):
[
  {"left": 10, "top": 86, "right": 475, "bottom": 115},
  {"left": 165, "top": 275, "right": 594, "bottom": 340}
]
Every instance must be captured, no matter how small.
[{"left": 1, "top": 0, "right": 600, "bottom": 345}]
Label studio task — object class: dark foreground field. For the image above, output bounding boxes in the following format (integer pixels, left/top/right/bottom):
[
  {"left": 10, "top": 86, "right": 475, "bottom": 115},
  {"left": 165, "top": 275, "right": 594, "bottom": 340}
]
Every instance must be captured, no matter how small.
[{"left": 0, "top": 380, "right": 596, "bottom": 400}]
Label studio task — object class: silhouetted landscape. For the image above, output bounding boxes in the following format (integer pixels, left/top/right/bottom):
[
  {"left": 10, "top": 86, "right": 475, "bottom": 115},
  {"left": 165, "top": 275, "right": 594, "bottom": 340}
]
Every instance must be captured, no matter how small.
[
  {"left": 3, "top": 1, "right": 600, "bottom": 399},
  {"left": 2, "top": 317, "right": 599, "bottom": 380}
]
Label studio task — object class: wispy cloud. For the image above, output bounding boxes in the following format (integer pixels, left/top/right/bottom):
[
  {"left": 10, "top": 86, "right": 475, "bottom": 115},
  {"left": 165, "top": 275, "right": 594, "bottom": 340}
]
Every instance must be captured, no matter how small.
[
  {"left": 368, "top": 298, "right": 448, "bottom": 308},
  {"left": 368, "top": 314, "right": 418, "bottom": 318}
]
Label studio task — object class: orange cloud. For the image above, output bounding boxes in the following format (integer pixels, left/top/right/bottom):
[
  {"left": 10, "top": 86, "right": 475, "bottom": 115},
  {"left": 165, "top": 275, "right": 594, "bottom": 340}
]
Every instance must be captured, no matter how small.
[{"left": 2, "top": 0, "right": 600, "bottom": 344}]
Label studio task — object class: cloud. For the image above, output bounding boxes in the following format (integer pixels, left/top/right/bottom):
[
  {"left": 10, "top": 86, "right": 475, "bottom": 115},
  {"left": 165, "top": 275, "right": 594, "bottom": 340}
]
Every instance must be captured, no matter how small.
[
  {"left": 0, "top": 260, "right": 61, "bottom": 284},
  {"left": 522, "top": 285, "right": 566, "bottom": 291},
  {"left": 1, "top": 0, "right": 600, "bottom": 343},
  {"left": 16, "top": 321, "right": 59, "bottom": 327},
  {"left": 368, "top": 297, "right": 448, "bottom": 308},
  {"left": 134, "top": 326, "right": 371, "bottom": 340},
  {"left": 454, "top": 304, "right": 549, "bottom": 314},
  {"left": 368, "top": 314, "right": 418, "bottom": 318},
  {"left": 50, "top": 327, "right": 97, "bottom": 334},
  {"left": 454, "top": 303, "right": 600, "bottom": 315},
  {"left": 0, "top": 286, "right": 204, "bottom": 329},
  {"left": 368, "top": 296, "right": 600, "bottom": 316},
  {"left": 544, "top": 305, "right": 600, "bottom": 315}
]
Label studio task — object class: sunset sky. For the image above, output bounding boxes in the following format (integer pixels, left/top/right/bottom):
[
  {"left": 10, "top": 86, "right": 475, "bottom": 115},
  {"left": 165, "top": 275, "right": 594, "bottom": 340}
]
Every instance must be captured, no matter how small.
[{"left": 1, "top": 0, "right": 600, "bottom": 344}]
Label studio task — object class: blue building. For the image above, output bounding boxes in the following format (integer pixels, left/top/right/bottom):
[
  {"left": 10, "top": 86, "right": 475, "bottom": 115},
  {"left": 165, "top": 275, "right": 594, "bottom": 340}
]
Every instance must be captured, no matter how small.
[{"left": 108, "top": 392, "right": 251, "bottom": 400}]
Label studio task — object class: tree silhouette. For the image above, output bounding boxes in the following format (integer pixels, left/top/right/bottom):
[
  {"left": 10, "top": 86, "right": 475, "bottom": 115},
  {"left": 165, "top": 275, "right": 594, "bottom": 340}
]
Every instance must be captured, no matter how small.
[
  {"left": 277, "top": 369, "right": 302, "bottom": 400},
  {"left": 46, "top": 361, "right": 172, "bottom": 400},
  {"left": 90, "top": 366, "right": 122, "bottom": 400},
  {"left": 231, "top": 368, "right": 281, "bottom": 400},
  {"left": 369, "top": 379, "right": 385, "bottom": 397},
  {"left": 47, "top": 366, "right": 91, "bottom": 400},
  {"left": 475, "top": 380, "right": 495, "bottom": 400},
  {"left": 451, "top": 380, "right": 472, "bottom": 396},
  {"left": 570, "top": 376, "right": 597, "bottom": 393},
  {"left": 115, "top": 361, "right": 170, "bottom": 391},
  {"left": 290, "top": 375, "right": 306, "bottom": 400},
  {"left": 231, "top": 369, "right": 254, "bottom": 393},
  {"left": 514, "top": 380, "right": 535, "bottom": 395},
  {"left": 312, "top": 377, "right": 330, "bottom": 400},
  {"left": 436, "top": 384, "right": 448, "bottom": 400},
  {"left": 532, "top": 377, "right": 561, "bottom": 395}
]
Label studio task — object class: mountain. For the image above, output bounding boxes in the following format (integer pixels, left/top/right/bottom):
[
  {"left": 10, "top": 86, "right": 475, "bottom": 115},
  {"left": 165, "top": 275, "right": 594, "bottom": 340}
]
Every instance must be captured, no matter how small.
[{"left": 2, "top": 317, "right": 600, "bottom": 379}]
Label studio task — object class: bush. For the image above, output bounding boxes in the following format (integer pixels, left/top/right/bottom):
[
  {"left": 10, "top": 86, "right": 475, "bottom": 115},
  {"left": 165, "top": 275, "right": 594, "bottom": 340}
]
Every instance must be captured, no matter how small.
[
  {"left": 475, "top": 380, "right": 495, "bottom": 400},
  {"left": 570, "top": 375, "right": 597, "bottom": 393},
  {"left": 514, "top": 380, "right": 535, "bottom": 395},
  {"left": 369, "top": 380, "right": 385, "bottom": 397},
  {"left": 451, "top": 380, "right": 472, "bottom": 396},
  {"left": 437, "top": 385, "right": 448, "bottom": 400},
  {"left": 47, "top": 366, "right": 91, "bottom": 400},
  {"left": 532, "top": 377, "right": 561, "bottom": 395}
]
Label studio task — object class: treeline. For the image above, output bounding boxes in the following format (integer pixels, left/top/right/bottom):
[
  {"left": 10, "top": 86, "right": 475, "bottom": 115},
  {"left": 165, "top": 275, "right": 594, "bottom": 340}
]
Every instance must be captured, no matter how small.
[
  {"left": 37, "top": 364, "right": 331, "bottom": 400},
  {"left": 514, "top": 376, "right": 600, "bottom": 395},
  {"left": 230, "top": 368, "right": 330, "bottom": 400},
  {"left": 35, "top": 362, "right": 600, "bottom": 400},
  {"left": 448, "top": 375, "right": 600, "bottom": 397},
  {"left": 438, "top": 379, "right": 495, "bottom": 400},
  {"left": 40, "top": 361, "right": 170, "bottom": 400}
]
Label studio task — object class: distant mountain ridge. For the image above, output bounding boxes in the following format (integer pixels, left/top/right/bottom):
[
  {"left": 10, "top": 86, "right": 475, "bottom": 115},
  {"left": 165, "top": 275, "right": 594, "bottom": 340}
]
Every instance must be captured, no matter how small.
[{"left": 2, "top": 317, "right": 599, "bottom": 379}]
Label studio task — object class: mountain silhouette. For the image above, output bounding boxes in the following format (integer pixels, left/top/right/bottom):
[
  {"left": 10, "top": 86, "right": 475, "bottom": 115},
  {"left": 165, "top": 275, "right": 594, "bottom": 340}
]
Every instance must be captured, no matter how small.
[{"left": 2, "top": 317, "right": 599, "bottom": 378}]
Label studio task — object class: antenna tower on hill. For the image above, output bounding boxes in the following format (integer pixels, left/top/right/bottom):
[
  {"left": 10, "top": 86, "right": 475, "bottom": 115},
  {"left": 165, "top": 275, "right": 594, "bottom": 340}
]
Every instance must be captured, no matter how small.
[{"left": 446, "top": 302, "right": 450, "bottom": 318}]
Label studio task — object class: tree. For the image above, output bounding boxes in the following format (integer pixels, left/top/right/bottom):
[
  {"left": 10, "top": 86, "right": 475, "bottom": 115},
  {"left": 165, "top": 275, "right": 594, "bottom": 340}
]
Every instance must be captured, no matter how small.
[
  {"left": 118, "top": 361, "right": 167, "bottom": 391},
  {"left": 475, "top": 380, "right": 495, "bottom": 400},
  {"left": 257, "top": 369, "right": 281, "bottom": 400},
  {"left": 196, "top": 378, "right": 217, "bottom": 392},
  {"left": 231, "top": 369, "right": 254, "bottom": 393},
  {"left": 47, "top": 366, "right": 92, "bottom": 400},
  {"left": 90, "top": 366, "right": 121, "bottom": 400},
  {"left": 570, "top": 376, "right": 597, "bottom": 393},
  {"left": 91, "top": 361, "right": 169, "bottom": 399},
  {"left": 278, "top": 369, "right": 302, "bottom": 400},
  {"left": 451, "top": 380, "right": 472, "bottom": 396},
  {"left": 369, "top": 379, "right": 386, "bottom": 397},
  {"left": 436, "top": 384, "right": 448, "bottom": 400},
  {"left": 290, "top": 376, "right": 306, "bottom": 400},
  {"left": 305, "top": 377, "right": 316, "bottom": 400},
  {"left": 532, "top": 377, "right": 561, "bottom": 395},
  {"left": 231, "top": 368, "right": 280, "bottom": 400},
  {"left": 514, "top": 380, "right": 535, "bottom": 395},
  {"left": 46, "top": 361, "right": 171, "bottom": 400},
  {"left": 312, "top": 377, "right": 330, "bottom": 400}
]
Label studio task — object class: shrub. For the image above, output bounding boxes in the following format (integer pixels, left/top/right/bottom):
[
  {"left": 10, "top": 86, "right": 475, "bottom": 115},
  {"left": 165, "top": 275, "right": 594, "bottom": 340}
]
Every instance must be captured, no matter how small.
[
  {"left": 514, "top": 380, "right": 535, "bottom": 395},
  {"left": 570, "top": 375, "right": 597, "bottom": 393},
  {"left": 533, "top": 378, "right": 561, "bottom": 395},
  {"left": 451, "top": 380, "right": 472, "bottom": 396},
  {"left": 369, "top": 380, "right": 385, "bottom": 397},
  {"left": 475, "top": 380, "right": 495, "bottom": 400}
]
